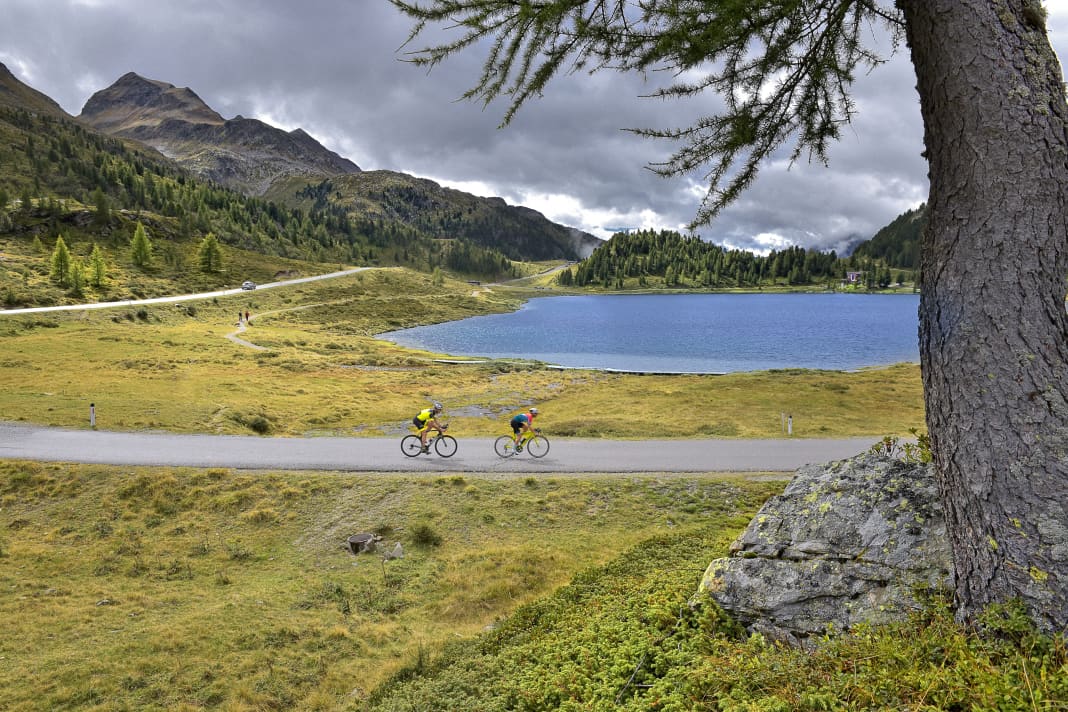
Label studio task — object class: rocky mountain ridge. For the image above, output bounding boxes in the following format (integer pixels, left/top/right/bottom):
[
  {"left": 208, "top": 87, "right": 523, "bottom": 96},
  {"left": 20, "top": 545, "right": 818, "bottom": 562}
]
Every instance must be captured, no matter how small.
[
  {"left": 76, "top": 70, "right": 601, "bottom": 259},
  {"left": 79, "top": 72, "right": 361, "bottom": 196}
]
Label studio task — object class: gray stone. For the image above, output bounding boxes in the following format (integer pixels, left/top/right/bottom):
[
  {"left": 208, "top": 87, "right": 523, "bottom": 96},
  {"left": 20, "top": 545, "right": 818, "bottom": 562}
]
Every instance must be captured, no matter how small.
[{"left": 696, "top": 452, "right": 952, "bottom": 646}]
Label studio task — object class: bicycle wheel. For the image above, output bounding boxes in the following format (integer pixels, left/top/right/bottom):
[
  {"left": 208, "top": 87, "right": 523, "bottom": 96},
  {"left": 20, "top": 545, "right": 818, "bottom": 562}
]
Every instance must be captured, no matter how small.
[
  {"left": 526, "top": 435, "right": 550, "bottom": 458},
  {"left": 435, "top": 435, "right": 458, "bottom": 458},
  {"left": 401, "top": 434, "right": 424, "bottom": 457},
  {"left": 494, "top": 435, "right": 516, "bottom": 458}
]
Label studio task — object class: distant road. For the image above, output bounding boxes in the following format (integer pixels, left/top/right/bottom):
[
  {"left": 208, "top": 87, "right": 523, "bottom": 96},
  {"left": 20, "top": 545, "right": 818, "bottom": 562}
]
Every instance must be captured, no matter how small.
[
  {"left": 0, "top": 423, "right": 876, "bottom": 474},
  {"left": 0, "top": 267, "right": 372, "bottom": 315}
]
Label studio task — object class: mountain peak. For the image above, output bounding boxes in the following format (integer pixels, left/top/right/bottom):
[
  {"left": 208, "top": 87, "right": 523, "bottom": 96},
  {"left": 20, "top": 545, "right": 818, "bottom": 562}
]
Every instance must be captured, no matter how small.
[
  {"left": 113, "top": 71, "right": 165, "bottom": 88},
  {"left": 79, "top": 72, "right": 224, "bottom": 132},
  {"left": 80, "top": 71, "right": 360, "bottom": 196}
]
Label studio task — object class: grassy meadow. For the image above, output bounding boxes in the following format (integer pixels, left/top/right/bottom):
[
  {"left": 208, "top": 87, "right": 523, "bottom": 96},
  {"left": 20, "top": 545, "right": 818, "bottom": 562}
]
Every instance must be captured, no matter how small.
[
  {"left": 3, "top": 461, "right": 1063, "bottom": 711},
  {"left": 0, "top": 459, "right": 783, "bottom": 710},
  {"left": 0, "top": 266, "right": 924, "bottom": 440},
  {"left": 0, "top": 265, "right": 1062, "bottom": 710}
]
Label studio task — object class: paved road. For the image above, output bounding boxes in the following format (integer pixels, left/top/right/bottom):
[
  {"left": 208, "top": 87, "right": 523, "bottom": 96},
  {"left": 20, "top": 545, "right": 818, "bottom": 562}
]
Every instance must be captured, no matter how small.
[
  {"left": 0, "top": 267, "right": 371, "bottom": 315},
  {"left": 0, "top": 423, "right": 876, "bottom": 473}
]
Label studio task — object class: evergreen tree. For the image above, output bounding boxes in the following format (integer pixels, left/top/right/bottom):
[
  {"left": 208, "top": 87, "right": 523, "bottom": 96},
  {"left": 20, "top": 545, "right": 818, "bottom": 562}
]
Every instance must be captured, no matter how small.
[
  {"left": 68, "top": 258, "right": 85, "bottom": 296},
  {"left": 92, "top": 187, "right": 110, "bottom": 228},
  {"left": 130, "top": 221, "right": 152, "bottom": 268},
  {"left": 88, "top": 244, "right": 107, "bottom": 288},
  {"left": 197, "top": 232, "right": 223, "bottom": 273},
  {"left": 50, "top": 235, "right": 72, "bottom": 287}
]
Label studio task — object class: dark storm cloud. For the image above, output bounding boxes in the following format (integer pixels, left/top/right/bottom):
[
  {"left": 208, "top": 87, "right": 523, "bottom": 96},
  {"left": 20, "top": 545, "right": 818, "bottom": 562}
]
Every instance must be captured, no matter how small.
[{"left": 3, "top": 1, "right": 1067, "bottom": 249}]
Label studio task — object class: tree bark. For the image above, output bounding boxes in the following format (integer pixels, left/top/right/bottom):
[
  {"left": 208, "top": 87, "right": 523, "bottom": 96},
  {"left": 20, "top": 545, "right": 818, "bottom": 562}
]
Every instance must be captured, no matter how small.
[{"left": 898, "top": 0, "right": 1068, "bottom": 633}]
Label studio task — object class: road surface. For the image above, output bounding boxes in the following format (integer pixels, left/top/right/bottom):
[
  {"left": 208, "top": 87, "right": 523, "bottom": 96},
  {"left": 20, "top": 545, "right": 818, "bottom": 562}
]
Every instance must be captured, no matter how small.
[
  {"left": 0, "top": 423, "right": 877, "bottom": 473},
  {"left": 0, "top": 267, "right": 372, "bottom": 315}
]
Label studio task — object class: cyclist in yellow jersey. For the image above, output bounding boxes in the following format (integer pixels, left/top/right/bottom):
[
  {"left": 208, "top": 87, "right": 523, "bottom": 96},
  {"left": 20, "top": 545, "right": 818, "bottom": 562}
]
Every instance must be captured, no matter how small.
[
  {"left": 413, "top": 402, "right": 444, "bottom": 453},
  {"left": 510, "top": 407, "right": 538, "bottom": 450}
]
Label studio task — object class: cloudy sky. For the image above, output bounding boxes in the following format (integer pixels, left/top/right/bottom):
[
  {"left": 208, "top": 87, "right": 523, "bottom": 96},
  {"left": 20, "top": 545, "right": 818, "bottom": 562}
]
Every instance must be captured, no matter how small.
[{"left": 2, "top": 1, "right": 1067, "bottom": 253}]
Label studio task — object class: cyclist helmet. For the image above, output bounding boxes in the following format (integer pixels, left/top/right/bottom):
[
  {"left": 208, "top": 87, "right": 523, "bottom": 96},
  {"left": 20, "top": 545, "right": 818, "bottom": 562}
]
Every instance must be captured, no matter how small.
[
  {"left": 529, "top": 407, "right": 538, "bottom": 415},
  {"left": 433, "top": 402, "right": 443, "bottom": 411}
]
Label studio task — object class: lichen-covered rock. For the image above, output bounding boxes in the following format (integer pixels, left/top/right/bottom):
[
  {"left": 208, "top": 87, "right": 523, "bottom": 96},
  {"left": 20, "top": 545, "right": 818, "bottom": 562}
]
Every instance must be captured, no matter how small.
[{"left": 696, "top": 452, "right": 952, "bottom": 646}]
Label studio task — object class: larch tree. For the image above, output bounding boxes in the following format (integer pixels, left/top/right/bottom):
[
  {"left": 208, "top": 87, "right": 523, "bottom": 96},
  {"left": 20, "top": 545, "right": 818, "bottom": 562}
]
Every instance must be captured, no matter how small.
[
  {"left": 197, "top": 232, "right": 224, "bottom": 273},
  {"left": 130, "top": 221, "right": 153, "bottom": 269},
  {"left": 68, "top": 257, "right": 85, "bottom": 297},
  {"left": 88, "top": 243, "right": 107, "bottom": 288},
  {"left": 49, "top": 235, "right": 72, "bottom": 287},
  {"left": 391, "top": 0, "right": 1068, "bottom": 633}
]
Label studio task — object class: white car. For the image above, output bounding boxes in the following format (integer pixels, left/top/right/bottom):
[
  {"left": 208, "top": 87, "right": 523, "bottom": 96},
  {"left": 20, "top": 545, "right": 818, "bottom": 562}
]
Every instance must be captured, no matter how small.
[{"left": 241, "top": 280, "right": 256, "bottom": 290}]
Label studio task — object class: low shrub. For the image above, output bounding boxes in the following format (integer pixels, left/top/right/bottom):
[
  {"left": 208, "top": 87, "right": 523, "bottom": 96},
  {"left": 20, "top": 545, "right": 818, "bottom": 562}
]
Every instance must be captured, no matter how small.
[{"left": 409, "top": 522, "right": 442, "bottom": 547}]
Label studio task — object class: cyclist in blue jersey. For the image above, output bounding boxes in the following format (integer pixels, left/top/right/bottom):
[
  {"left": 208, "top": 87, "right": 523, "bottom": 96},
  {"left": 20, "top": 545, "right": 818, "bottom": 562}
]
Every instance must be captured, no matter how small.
[{"left": 509, "top": 407, "right": 539, "bottom": 451}]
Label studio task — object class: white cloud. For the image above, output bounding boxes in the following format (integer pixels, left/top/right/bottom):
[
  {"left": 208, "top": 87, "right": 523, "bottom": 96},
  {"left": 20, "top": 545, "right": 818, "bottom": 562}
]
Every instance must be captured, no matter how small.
[{"left": 0, "top": 53, "right": 36, "bottom": 85}]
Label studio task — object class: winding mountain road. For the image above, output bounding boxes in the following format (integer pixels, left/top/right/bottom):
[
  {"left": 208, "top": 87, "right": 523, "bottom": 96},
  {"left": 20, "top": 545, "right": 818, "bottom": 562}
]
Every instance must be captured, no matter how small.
[
  {"left": 0, "top": 423, "right": 876, "bottom": 474},
  {"left": 0, "top": 267, "right": 372, "bottom": 315}
]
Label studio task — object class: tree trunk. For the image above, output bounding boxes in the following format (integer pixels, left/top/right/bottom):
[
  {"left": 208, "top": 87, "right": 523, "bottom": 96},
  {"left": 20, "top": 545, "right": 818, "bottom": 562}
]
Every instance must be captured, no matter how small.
[{"left": 898, "top": 0, "right": 1068, "bottom": 633}]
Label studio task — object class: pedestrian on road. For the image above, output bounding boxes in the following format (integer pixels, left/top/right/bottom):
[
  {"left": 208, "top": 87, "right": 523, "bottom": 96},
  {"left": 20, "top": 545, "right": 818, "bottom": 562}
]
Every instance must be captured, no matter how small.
[{"left": 245, "top": 310, "right": 250, "bottom": 324}]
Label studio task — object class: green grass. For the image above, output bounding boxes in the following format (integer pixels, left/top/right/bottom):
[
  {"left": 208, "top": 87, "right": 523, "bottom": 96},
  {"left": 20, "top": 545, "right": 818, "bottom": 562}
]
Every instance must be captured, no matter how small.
[
  {"left": 0, "top": 266, "right": 925, "bottom": 439},
  {"left": 0, "top": 460, "right": 783, "bottom": 710},
  {"left": 365, "top": 541, "right": 1067, "bottom": 711}
]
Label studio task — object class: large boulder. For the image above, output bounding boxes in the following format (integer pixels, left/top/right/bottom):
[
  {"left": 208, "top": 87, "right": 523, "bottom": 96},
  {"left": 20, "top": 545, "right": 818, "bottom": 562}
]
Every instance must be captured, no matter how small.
[{"left": 696, "top": 452, "right": 952, "bottom": 646}]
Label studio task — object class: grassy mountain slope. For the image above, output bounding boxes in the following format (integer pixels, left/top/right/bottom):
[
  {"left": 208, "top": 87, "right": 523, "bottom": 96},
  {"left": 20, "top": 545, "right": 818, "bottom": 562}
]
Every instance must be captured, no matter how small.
[
  {"left": 270, "top": 171, "right": 600, "bottom": 263},
  {"left": 0, "top": 104, "right": 350, "bottom": 307},
  {"left": 851, "top": 203, "right": 926, "bottom": 269},
  {"left": 0, "top": 67, "right": 535, "bottom": 306},
  {"left": 0, "top": 63, "right": 69, "bottom": 117}
]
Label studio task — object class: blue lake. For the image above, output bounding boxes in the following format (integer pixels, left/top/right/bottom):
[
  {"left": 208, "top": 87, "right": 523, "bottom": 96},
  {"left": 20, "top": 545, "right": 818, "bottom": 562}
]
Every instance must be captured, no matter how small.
[{"left": 379, "top": 293, "right": 921, "bottom": 373}]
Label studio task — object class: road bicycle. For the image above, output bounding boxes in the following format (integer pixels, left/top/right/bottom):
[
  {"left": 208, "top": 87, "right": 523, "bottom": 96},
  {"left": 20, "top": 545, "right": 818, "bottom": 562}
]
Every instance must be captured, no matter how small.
[
  {"left": 494, "top": 428, "right": 550, "bottom": 458},
  {"left": 401, "top": 424, "right": 457, "bottom": 458}
]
